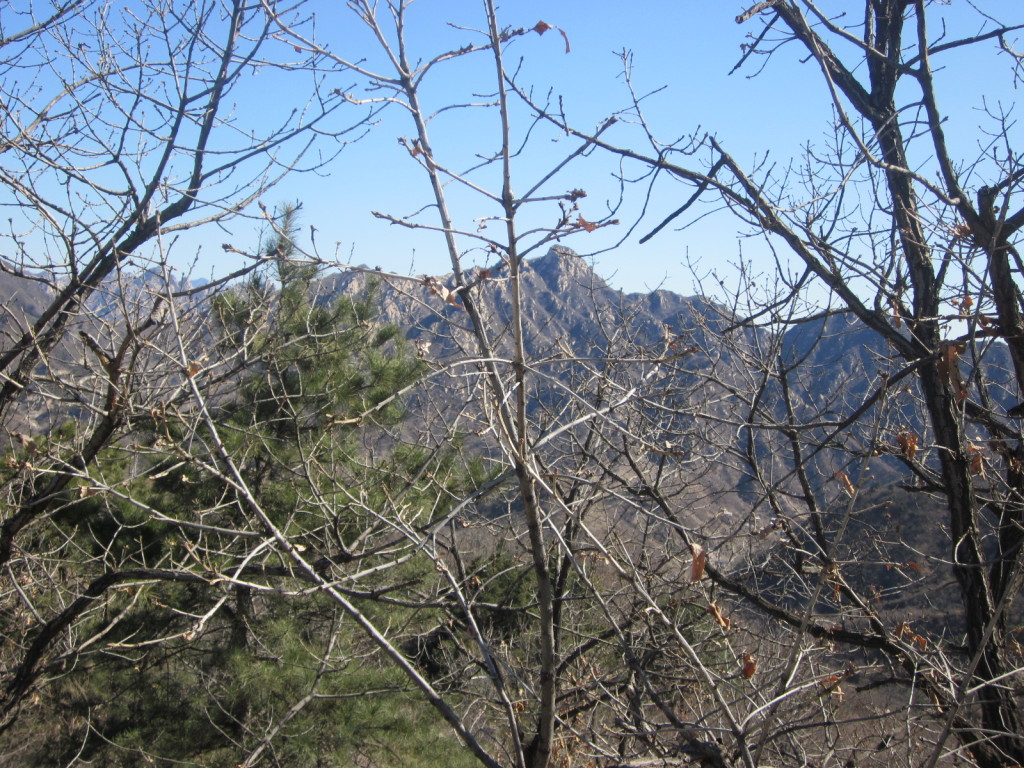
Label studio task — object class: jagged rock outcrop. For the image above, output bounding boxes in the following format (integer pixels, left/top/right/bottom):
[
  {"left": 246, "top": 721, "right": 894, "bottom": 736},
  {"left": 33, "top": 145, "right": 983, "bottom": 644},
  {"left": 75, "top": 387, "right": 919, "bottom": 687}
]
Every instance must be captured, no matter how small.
[{"left": 325, "top": 246, "right": 727, "bottom": 364}]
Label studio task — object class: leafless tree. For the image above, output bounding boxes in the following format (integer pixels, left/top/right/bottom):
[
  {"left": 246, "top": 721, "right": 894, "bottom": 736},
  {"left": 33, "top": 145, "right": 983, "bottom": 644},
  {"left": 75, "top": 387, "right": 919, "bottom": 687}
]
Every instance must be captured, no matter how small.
[
  {"left": 253, "top": 4, "right": 787, "bottom": 767},
  {"left": 10, "top": 2, "right": 1024, "bottom": 768},
  {"left": 0, "top": 0, "right": 376, "bottom": 752},
  {"left": 511, "top": 2, "right": 1024, "bottom": 767},
  {"left": 0, "top": 0, "right": 366, "bottom": 419}
]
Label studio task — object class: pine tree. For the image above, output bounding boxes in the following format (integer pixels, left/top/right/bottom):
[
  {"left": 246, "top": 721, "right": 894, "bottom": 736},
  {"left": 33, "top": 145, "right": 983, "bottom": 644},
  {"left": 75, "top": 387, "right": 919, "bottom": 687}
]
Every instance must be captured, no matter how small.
[{"left": 9, "top": 208, "right": 478, "bottom": 768}]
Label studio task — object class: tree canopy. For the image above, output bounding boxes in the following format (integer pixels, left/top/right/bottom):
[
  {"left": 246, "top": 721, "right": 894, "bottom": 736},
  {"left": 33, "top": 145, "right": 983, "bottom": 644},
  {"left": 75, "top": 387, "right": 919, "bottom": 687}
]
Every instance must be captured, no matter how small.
[{"left": 1, "top": 3, "right": 1023, "bottom": 768}]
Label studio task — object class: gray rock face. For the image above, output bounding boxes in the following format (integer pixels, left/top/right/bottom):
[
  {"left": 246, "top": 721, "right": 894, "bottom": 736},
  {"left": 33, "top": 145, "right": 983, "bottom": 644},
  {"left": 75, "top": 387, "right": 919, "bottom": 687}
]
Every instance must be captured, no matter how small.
[{"left": 325, "top": 247, "right": 724, "bottom": 363}]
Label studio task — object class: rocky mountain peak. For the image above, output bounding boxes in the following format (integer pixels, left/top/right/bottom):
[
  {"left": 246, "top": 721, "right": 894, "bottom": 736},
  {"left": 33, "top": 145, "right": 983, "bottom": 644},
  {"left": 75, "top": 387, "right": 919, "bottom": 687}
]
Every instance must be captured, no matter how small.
[{"left": 525, "top": 246, "right": 605, "bottom": 295}]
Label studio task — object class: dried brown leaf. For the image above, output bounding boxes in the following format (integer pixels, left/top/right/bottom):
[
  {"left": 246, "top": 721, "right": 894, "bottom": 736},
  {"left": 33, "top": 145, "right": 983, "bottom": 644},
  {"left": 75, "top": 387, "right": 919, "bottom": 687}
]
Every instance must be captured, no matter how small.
[
  {"left": 970, "top": 453, "right": 986, "bottom": 476},
  {"left": 938, "top": 341, "right": 968, "bottom": 401},
  {"left": 558, "top": 26, "right": 571, "bottom": 53},
  {"left": 834, "top": 471, "right": 856, "bottom": 497},
  {"left": 708, "top": 601, "right": 730, "bottom": 630},
  {"left": 741, "top": 653, "right": 757, "bottom": 679},
  {"left": 896, "top": 430, "right": 918, "bottom": 462},
  {"left": 690, "top": 543, "right": 706, "bottom": 582}
]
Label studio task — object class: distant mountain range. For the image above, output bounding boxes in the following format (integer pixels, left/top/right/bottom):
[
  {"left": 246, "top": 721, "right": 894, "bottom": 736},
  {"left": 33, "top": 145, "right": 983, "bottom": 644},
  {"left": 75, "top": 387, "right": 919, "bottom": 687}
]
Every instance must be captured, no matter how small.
[
  {"left": 5, "top": 247, "right": 1014, "bottom": 487},
  {"left": 0, "top": 269, "right": 50, "bottom": 338},
  {"left": 322, "top": 245, "right": 724, "bottom": 360},
  {"left": 4, "top": 248, "right": 1015, "bottom": 627},
  {"left": 326, "top": 245, "right": 1016, "bottom": 452}
]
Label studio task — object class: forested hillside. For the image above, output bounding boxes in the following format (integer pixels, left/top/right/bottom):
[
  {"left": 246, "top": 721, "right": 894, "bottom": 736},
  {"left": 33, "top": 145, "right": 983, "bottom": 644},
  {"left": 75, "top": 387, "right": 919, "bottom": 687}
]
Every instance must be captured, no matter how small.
[{"left": 2, "top": 2, "right": 1023, "bottom": 768}]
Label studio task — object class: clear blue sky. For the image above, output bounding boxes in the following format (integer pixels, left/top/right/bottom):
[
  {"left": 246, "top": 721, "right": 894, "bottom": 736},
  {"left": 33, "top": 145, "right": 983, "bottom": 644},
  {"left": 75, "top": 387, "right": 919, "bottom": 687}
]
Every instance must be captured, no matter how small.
[{"left": 172, "top": 1, "right": 1022, "bottom": 298}]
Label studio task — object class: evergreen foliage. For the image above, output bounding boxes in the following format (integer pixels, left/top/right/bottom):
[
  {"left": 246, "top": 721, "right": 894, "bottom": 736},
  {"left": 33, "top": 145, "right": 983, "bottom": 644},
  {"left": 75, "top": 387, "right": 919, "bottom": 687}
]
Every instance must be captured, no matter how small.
[{"left": 1, "top": 207, "right": 482, "bottom": 768}]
